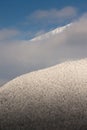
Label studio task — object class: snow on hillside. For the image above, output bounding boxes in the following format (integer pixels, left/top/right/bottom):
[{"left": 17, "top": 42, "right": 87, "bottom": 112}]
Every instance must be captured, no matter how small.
[
  {"left": 30, "top": 23, "right": 71, "bottom": 42},
  {"left": 0, "top": 59, "right": 87, "bottom": 130}
]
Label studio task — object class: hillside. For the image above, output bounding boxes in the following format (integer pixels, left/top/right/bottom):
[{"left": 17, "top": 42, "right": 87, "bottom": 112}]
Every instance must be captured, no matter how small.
[{"left": 0, "top": 59, "right": 87, "bottom": 130}]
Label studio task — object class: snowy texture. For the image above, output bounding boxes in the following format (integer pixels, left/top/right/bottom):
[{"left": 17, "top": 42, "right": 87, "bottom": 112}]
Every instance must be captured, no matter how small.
[{"left": 0, "top": 59, "right": 87, "bottom": 130}]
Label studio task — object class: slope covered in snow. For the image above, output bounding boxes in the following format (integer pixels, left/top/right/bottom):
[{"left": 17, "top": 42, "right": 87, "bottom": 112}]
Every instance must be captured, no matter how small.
[
  {"left": 0, "top": 59, "right": 87, "bottom": 130},
  {"left": 30, "top": 23, "right": 71, "bottom": 42}
]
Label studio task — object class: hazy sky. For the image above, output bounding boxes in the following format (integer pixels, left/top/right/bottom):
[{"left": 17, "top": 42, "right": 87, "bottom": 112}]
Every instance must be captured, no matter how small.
[{"left": 0, "top": 0, "right": 87, "bottom": 86}]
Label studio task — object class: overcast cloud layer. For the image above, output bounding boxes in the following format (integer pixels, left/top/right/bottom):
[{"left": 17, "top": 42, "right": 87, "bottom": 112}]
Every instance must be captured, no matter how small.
[{"left": 0, "top": 12, "right": 87, "bottom": 86}]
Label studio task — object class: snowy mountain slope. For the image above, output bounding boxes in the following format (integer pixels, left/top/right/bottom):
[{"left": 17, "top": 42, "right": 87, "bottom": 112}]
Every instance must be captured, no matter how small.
[
  {"left": 0, "top": 59, "right": 87, "bottom": 130},
  {"left": 0, "top": 20, "right": 87, "bottom": 87},
  {"left": 30, "top": 23, "right": 71, "bottom": 42}
]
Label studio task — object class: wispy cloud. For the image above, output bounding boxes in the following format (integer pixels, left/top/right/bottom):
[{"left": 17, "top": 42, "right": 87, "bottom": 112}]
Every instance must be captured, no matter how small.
[
  {"left": 22, "top": 6, "right": 78, "bottom": 39},
  {"left": 28, "top": 6, "right": 77, "bottom": 24},
  {"left": 0, "top": 29, "right": 20, "bottom": 41}
]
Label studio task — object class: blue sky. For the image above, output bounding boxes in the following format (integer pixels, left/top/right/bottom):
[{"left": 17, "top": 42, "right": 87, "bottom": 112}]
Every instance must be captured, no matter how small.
[
  {"left": 0, "top": 0, "right": 87, "bottom": 39},
  {"left": 0, "top": 0, "right": 87, "bottom": 86}
]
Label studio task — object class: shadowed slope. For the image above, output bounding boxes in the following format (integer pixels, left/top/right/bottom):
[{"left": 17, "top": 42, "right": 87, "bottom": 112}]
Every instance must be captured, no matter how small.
[{"left": 0, "top": 59, "right": 87, "bottom": 130}]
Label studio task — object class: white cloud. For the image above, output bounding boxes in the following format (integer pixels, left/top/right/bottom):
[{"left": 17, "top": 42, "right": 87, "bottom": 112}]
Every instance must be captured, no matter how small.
[
  {"left": 0, "top": 29, "right": 20, "bottom": 41},
  {"left": 0, "top": 13, "right": 87, "bottom": 85},
  {"left": 28, "top": 6, "right": 77, "bottom": 24}
]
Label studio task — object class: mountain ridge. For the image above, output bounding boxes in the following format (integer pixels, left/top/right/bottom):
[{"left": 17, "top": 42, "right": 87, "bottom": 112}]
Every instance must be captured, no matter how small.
[{"left": 30, "top": 23, "right": 71, "bottom": 42}]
